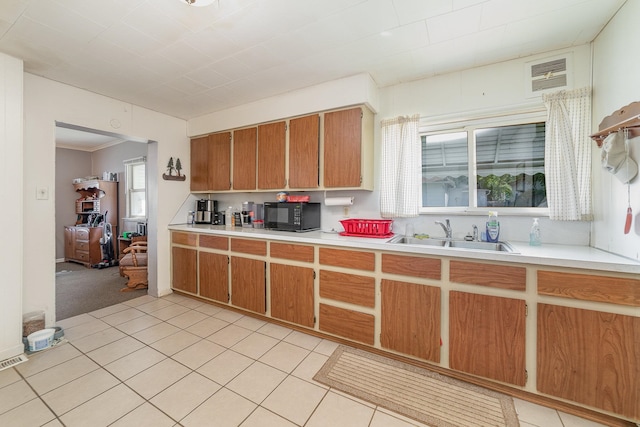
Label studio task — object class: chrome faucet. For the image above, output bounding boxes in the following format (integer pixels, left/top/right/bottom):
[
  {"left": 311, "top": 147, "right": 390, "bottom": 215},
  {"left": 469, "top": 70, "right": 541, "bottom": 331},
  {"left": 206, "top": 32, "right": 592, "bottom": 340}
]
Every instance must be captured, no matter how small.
[{"left": 435, "top": 219, "right": 452, "bottom": 239}]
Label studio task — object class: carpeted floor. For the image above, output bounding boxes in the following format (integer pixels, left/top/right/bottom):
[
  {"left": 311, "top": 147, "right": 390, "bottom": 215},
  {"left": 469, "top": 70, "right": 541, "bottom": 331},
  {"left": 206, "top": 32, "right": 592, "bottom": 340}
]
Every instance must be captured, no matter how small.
[
  {"left": 314, "top": 345, "right": 519, "bottom": 427},
  {"left": 55, "top": 262, "right": 147, "bottom": 320}
]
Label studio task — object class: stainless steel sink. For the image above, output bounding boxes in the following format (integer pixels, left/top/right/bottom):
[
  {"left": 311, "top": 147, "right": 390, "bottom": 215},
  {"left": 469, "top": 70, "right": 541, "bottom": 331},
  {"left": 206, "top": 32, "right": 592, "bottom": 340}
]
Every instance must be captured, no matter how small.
[
  {"left": 447, "top": 240, "right": 517, "bottom": 253},
  {"left": 387, "top": 235, "right": 518, "bottom": 253},
  {"left": 387, "top": 236, "right": 447, "bottom": 246}
]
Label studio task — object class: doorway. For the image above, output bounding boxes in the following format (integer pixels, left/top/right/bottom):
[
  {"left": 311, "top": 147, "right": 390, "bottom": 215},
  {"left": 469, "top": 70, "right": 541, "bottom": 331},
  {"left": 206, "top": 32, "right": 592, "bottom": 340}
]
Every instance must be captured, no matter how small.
[{"left": 54, "top": 123, "right": 155, "bottom": 319}]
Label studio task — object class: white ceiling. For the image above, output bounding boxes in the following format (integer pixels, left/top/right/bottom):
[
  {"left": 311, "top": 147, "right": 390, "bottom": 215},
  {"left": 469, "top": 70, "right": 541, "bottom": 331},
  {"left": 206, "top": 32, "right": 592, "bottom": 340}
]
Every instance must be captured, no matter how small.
[{"left": 0, "top": 0, "right": 626, "bottom": 148}]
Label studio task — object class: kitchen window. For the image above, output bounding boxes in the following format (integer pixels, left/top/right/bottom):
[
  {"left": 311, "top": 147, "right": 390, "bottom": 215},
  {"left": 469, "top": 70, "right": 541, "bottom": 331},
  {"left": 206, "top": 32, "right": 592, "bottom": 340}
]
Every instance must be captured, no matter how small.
[
  {"left": 421, "top": 121, "right": 546, "bottom": 212},
  {"left": 124, "top": 157, "right": 146, "bottom": 218}
]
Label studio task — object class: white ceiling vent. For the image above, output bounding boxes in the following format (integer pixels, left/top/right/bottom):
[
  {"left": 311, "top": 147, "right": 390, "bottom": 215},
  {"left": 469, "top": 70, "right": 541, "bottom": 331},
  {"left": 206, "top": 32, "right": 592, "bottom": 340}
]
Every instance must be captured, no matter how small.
[{"left": 525, "top": 54, "right": 572, "bottom": 98}]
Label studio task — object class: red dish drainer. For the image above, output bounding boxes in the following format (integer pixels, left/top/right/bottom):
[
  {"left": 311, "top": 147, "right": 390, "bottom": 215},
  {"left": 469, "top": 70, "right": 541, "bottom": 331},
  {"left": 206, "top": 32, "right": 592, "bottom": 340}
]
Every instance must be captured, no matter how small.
[{"left": 339, "top": 219, "right": 394, "bottom": 238}]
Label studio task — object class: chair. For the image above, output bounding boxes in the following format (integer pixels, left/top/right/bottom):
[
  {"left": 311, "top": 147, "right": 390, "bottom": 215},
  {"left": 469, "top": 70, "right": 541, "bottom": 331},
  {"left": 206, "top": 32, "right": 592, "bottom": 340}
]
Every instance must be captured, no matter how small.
[{"left": 119, "top": 241, "right": 148, "bottom": 292}]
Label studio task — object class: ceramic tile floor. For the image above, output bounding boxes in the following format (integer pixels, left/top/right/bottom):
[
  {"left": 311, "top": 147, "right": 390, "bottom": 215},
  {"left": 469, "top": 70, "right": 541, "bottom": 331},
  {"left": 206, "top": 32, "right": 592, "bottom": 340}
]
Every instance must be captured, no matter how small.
[{"left": 0, "top": 294, "right": 611, "bottom": 427}]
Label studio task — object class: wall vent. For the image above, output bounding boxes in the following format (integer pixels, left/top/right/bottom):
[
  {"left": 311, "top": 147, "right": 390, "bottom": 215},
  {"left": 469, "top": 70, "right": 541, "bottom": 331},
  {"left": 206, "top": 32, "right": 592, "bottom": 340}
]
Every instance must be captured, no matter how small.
[
  {"left": 525, "top": 55, "right": 572, "bottom": 97},
  {"left": 0, "top": 354, "right": 28, "bottom": 372}
]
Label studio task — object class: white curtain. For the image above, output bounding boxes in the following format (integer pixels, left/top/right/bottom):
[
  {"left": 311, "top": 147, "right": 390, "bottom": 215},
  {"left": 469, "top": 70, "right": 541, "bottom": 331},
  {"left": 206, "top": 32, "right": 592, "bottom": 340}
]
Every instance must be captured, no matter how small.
[
  {"left": 543, "top": 87, "right": 593, "bottom": 221},
  {"left": 380, "top": 114, "right": 421, "bottom": 217}
]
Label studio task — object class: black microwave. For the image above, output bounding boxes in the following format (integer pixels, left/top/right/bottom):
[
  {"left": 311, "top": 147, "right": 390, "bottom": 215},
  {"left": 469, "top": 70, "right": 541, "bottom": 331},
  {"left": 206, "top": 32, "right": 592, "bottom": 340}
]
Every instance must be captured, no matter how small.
[{"left": 263, "top": 202, "right": 321, "bottom": 232}]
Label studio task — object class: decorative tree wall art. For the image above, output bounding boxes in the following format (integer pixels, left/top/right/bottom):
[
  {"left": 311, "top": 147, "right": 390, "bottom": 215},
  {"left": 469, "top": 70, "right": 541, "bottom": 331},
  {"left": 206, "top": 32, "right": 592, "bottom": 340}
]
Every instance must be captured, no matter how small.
[{"left": 162, "top": 157, "right": 186, "bottom": 181}]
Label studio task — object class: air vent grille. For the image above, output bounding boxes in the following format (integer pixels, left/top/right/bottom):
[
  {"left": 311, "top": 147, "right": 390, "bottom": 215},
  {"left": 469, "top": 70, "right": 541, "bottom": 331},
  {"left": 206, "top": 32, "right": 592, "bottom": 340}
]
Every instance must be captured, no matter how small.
[
  {"left": 525, "top": 56, "right": 571, "bottom": 97},
  {"left": 0, "top": 354, "right": 28, "bottom": 372}
]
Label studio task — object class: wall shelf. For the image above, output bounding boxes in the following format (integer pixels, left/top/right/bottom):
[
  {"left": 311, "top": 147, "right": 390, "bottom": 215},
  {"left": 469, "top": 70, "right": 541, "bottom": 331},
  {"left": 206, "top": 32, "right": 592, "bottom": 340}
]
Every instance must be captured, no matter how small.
[{"left": 590, "top": 101, "right": 640, "bottom": 147}]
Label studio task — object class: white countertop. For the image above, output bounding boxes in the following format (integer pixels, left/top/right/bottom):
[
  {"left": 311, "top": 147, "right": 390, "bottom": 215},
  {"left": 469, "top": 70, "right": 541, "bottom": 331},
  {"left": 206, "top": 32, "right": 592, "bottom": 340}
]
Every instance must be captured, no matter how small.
[{"left": 168, "top": 224, "right": 640, "bottom": 274}]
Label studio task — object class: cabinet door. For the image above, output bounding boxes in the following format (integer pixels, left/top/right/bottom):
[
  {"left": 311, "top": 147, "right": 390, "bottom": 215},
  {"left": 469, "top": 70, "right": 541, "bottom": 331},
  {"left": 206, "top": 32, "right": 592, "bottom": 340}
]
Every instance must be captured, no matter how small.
[
  {"left": 209, "top": 132, "right": 231, "bottom": 190},
  {"left": 538, "top": 304, "right": 640, "bottom": 420},
  {"left": 270, "top": 263, "right": 314, "bottom": 327},
  {"left": 172, "top": 246, "right": 197, "bottom": 294},
  {"left": 449, "top": 291, "right": 526, "bottom": 386},
  {"left": 289, "top": 114, "right": 319, "bottom": 188},
  {"left": 258, "top": 121, "right": 286, "bottom": 189},
  {"left": 199, "top": 252, "right": 228, "bottom": 303},
  {"left": 324, "top": 107, "right": 362, "bottom": 188},
  {"left": 191, "top": 135, "right": 214, "bottom": 191},
  {"left": 381, "top": 279, "right": 441, "bottom": 363},
  {"left": 231, "top": 256, "right": 265, "bottom": 313},
  {"left": 191, "top": 133, "right": 231, "bottom": 191},
  {"left": 233, "top": 127, "right": 257, "bottom": 190}
]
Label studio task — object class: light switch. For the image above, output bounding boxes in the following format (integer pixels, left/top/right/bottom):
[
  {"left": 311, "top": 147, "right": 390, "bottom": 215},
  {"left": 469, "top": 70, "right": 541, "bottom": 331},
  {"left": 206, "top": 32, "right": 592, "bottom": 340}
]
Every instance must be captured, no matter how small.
[{"left": 36, "top": 186, "right": 49, "bottom": 200}]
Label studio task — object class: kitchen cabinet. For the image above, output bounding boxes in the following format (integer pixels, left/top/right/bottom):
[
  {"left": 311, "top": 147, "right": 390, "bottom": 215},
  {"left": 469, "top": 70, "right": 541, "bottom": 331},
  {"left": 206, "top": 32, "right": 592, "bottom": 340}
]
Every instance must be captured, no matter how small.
[
  {"left": 64, "top": 226, "right": 103, "bottom": 267},
  {"left": 188, "top": 104, "right": 372, "bottom": 192},
  {"left": 318, "top": 246, "right": 376, "bottom": 345},
  {"left": 381, "top": 279, "right": 441, "bottom": 363},
  {"left": 258, "top": 121, "right": 286, "bottom": 189},
  {"left": 199, "top": 252, "right": 228, "bottom": 303},
  {"left": 270, "top": 263, "right": 314, "bottom": 327},
  {"left": 449, "top": 291, "right": 526, "bottom": 386},
  {"left": 190, "top": 132, "right": 231, "bottom": 192},
  {"left": 230, "top": 256, "right": 266, "bottom": 314},
  {"left": 169, "top": 228, "right": 640, "bottom": 425},
  {"left": 172, "top": 246, "right": 197, "bottom": 294},
  {"left": 537, "top": 304, "right": 639, "bottom": 420},
  {"left": 288, "top": 114, "right": 319, "bottom": 188},
  {"left": 323, "top": 106, "right": 374, "bottom": 189},
  {"left": 269, "top": 242, "right": 315, "bottom": 327},
  {"left": 232, "top": 127, "right": 257, "bottom": 190}
]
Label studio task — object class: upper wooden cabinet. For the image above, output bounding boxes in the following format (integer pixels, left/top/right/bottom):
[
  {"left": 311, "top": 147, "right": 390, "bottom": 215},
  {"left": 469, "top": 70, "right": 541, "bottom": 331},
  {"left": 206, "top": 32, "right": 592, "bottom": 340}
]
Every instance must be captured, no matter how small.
[
  {"left": 323, "top": 106, "right": 374, "bottom": 190},
  {"left": 289, "top": 114, "right": 320, "bottom": 188},
  {"left": 189, "top": 105, "right": 373, "bottom": 192},
  {"left": 190, "top": 132, "right": 231, "bottom": 192},
  {"left": 258, "top": 121, "right": 286, "bottom": 189},
  {"left": 233, "top": 127, "right": 257, "bottom": 190}
]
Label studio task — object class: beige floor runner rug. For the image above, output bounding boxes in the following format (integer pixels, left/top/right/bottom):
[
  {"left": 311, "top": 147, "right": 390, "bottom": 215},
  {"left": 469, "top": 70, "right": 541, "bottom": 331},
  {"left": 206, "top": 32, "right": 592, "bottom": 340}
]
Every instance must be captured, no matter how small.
[{"left": 314, "top": 346, "right": 519, "bottom": 427}]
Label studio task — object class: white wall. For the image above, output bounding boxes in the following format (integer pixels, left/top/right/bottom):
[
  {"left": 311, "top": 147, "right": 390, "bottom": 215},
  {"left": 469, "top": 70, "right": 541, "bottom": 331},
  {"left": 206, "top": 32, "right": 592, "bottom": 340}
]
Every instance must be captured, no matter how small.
[
  {"left": 591, "top": 0, "right": 640, "bottom": 261},
  {"left": 24, "top": 74, "right": 189, "bottom": 324},
  {"left": 187, "top": 47, "right": 595, "bottom": 246},
  {"left": 0, "top": 52, "right": 25, "bottom": 360}
]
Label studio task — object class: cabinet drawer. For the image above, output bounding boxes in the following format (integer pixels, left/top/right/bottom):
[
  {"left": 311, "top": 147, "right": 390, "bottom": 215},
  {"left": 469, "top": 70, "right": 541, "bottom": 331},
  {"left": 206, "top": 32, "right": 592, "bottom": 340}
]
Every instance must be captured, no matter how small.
[
  {"left": 200, "top": 235, "right": 228, "bottom": 251},
  {"left": 382, "top": 253, "right": 441, "bottom": 280},
  {"left": 75, "top": 251, "right": 90, "bottom": 262},
  {"left": 172, "top": 232, "right": 197, "bottom": 246},
  {"left": 319, "top": 303, "right": 374, "bottom": 345},
  {"left": 319, "top": 270, "right": 375, "bottom": 307},
  {"left": 231, "top": 238, "right": 267, "bottom": 256},
  {"left": 319, "top": 247, "right": 374, "bottom": 271},
  {"left": 75, "top": 228, "right": 89, "bottom": 240},
  {"left": 270, "top": 242, "right": 314, "bottom": 263},
  {"left": 75, "top": 241, "right": 90, "bottom": 251},
  {"left": 450, "top": 260, "right": 525, "bottom": 291},
  {"left": 538, "top": 270, "right": 640, "bottom": 307}
]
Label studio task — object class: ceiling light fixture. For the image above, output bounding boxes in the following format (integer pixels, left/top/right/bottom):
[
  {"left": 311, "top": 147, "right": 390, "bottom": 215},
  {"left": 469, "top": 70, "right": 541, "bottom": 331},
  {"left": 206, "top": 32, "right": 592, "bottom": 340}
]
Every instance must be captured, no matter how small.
[{"left": 180, "top": 0, "right": 218, "bottom": 7}]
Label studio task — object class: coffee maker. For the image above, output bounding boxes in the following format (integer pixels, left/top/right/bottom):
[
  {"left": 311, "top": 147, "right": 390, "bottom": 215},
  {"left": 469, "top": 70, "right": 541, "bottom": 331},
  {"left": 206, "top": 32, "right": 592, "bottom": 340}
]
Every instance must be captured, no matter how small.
[{"left": 195, "top": 199, "right": 217, "bottom": 224}]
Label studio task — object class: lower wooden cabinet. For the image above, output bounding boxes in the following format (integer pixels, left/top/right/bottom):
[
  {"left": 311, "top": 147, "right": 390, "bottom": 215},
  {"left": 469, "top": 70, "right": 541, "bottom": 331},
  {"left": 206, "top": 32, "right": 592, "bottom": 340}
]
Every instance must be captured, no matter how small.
[
  {"left": 537, "top": 304, "right": 640, "bottom": 420},
  {"left": 270, "top": 263, "right": 314, "bottom": 327},
  {"left": 381, "top": 279, "right": 441, "bottom": 363},
  {"left": 64, "top": 226, "right": 103, "bottom": 267},
  {"left": 172, "top": 246, "right": 197, "bottom": 294},
  {"left": 230, "top": 256, "right": 266, "bottom": 314},
  {"left": 199, "top": 252, "right": 228, "bottom": 303},
  {"left": 449, "top": 291, "right": 526, "bottom": 386}
]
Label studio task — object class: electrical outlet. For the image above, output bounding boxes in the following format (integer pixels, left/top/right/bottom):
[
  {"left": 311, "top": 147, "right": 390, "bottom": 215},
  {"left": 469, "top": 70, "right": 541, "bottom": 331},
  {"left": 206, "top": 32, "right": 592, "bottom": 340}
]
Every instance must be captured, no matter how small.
[
  {"left": 343, "top": 207, "right": 349, "bottom": 217},
  {"left": 36, "top": 186, "right": 49, "bottom": 200}
]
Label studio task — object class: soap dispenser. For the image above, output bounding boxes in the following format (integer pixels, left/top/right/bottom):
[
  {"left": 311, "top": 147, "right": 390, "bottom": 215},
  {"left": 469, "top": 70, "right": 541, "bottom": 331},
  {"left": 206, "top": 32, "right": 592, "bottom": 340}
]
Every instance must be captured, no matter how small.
[{"left": 529, "top": 218, "right": 541, "bottom": 246}]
